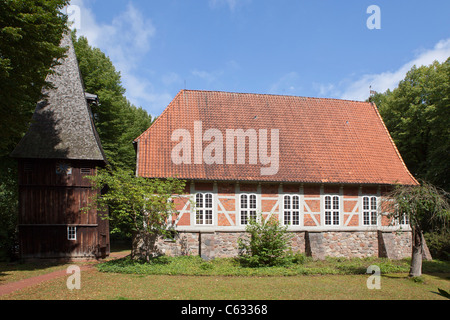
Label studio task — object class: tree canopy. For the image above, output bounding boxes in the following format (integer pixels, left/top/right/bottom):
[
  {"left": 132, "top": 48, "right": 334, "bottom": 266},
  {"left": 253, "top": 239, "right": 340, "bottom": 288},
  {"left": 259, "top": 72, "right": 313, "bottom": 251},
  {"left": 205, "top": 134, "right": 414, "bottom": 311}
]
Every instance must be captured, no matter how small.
[
  {"left": 370, "top": 58, "right": 450, "bottom": 192},
  {"left": 72, "top": 32, "right": 154, "bottom": 172},
  {"left": 85, "top": 167, "right": 186, "bottom": 261},
  {"left": 71, "top": 32, "right": 158, "bottom": 242},
  {"left": 0, "top": 0, "right": 70, "bottom": 260},
  {"left": 0, "top": 4, "right": 154, "bottom": 258},
  {"left": 0, "top": 0, "right": 70, "bottom": 154}
]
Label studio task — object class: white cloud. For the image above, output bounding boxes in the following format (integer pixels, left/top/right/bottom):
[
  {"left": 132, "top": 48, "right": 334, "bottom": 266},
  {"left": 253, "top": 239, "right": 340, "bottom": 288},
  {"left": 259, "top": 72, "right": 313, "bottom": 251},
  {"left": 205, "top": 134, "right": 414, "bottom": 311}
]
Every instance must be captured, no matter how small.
[
  {"left": 67, "top": 0, "right": 101, "bottom": 47},
  {"left": 124, "top": 75, "right": 173, "bottom": 117},
  {"left": 269, "top": 72, "right": 302, "bottom": 95},
  {"left": 208, "top": 0, "right": 251, "bottom": 11},
  {"left": 336, "top": 38, "right": 450, "bottom": 101},
  {"left": 68, "top": 0, "right": 170, "bottom": 113},
  {"left": 312, "top": 82, "right": 341, "bottom": 98},
  {"left": 162, "top": 72, "right": 182, "bottom": 86},
  {"left": 191, "top": 69, "right": 220, "bottom": 83},
  {"left": 100, "top": 4, "right": 155, "bottom": 72},
  {"left": 191, "top": 60, "right": 239, "bottom": 87}
]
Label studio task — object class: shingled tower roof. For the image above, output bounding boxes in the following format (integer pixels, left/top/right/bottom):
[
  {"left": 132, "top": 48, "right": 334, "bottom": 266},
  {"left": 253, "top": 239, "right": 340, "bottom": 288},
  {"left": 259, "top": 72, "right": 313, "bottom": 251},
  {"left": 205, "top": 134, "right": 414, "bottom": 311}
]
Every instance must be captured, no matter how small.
[{"left": 11, "top": 32, "right": 106, "bottom": 162}]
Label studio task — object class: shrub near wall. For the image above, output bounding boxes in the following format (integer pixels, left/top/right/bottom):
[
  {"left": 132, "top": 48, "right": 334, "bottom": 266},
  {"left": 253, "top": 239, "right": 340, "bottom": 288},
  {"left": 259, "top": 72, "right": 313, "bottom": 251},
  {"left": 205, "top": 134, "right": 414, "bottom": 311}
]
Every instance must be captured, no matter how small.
[
  {"left": 156, "top": 230, "right": 413, "bottom": 260},
  {"left": 238, "top": 215, "right": 293, "bottom": 267}
]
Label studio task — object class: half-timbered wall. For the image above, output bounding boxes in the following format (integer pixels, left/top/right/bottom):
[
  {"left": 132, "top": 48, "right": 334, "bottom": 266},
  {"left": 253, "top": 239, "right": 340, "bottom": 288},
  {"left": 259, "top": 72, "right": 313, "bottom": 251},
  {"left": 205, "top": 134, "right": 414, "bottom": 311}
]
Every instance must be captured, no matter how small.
[
  {"left": 171, "top": 182, "right": 404, "bottom": 231},
  {"left": 156, "top": 181, "right": 412, "bottom": 260}
]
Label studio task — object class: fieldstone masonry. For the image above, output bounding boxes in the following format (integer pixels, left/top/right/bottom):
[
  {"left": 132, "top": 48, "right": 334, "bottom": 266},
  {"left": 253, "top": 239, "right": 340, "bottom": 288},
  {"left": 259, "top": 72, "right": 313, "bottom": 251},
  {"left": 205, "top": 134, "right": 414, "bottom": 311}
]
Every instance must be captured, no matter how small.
[
  {"left": 305, "top": 232, "right": 325, "bottom": 260},
  {"left": 156, "top": 230, "right": 417, "bottom": 261},
  {"left": 321, "top": 231, "right": 379, "bottom": 258},
  {"left": 378, "top": 231, "right": 404, "bottom": 260},
  {"left": 213, "top": 232, "right": 247, "bottom": 258}
]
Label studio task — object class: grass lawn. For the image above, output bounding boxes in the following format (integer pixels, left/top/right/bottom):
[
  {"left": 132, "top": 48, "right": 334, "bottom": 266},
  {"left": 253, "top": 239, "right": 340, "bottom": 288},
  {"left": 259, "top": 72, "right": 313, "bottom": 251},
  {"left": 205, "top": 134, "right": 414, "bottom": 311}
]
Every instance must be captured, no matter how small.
[
  {"left": 94, "top": 254, "right": 443, "bottom": 276},
  {"left": 1, "top": 269, "right": 449, "bottom": 300},
  {"left": 0, "top": 261, "right": 76, "bottom": 285},
  {"left": 1, "top": 251, "right": 449, "bottom": 300}
]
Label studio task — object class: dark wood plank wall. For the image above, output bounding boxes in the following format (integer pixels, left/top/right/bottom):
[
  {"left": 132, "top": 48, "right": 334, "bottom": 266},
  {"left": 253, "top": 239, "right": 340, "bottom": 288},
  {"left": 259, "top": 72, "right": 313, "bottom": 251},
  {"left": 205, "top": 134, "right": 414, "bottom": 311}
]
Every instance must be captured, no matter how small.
[
  {"left": 19, "top": 187, "right": 98, "bottom": 225},
  {"left": 97, "top": 210, "right": 110, "bottom": 258},
  {"left": 18, "top": 159, "right": 100, "bottom": 187},
  {"left": 18, "top": 159, "right": 109, "bottom": 259},
  {"left": 19, "top": 226, "right": 100, "bottom": 259}
]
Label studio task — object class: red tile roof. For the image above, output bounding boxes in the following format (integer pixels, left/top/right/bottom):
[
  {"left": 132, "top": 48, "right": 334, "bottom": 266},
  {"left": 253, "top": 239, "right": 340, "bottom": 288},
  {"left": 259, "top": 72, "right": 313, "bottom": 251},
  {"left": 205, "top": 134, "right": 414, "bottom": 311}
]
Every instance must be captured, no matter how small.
[{"left": 135, "top": 90, "right": 418, "bottom": 186}]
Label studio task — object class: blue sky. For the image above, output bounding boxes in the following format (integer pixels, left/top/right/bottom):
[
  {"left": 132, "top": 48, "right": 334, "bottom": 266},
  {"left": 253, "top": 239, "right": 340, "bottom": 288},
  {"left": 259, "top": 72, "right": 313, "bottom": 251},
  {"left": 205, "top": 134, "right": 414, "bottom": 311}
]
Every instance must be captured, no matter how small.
[{"left": 69, "top": 0, "right": 450, "bottom": 117}]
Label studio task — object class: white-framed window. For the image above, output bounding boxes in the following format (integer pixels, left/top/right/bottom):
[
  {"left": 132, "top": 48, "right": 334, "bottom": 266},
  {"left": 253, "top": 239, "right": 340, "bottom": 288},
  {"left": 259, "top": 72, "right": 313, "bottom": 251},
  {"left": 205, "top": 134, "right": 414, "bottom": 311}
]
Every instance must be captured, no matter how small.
[
  {"left": 399, "top": 213, "right": 410, "bottom": 226},
  {"left": 240, "top": 193, "right": 257, "bottom": 225},
  {"left": 67, "top": 226, "right": 77, "bottom": 241},
  {"left": 283, "top": 195, "right": 300, "bottom": 226},
  {"left": 195, "top": 193, "right": 213, "bottom": 225},
  {"left": 324, "top": 195, "right": 340, "bottom": 226},
  {"left": 363, "top": 196, "right": 378, "bottom": 226}
]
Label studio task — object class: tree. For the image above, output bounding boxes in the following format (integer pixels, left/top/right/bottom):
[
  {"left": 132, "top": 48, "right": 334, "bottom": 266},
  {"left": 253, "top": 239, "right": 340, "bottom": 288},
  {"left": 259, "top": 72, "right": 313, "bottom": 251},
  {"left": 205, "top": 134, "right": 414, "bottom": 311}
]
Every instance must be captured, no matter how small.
[
  {"left": 371, "top": 58, "right": 450, "bottom": 192},
  {"left": 0, "top": 157, "right": 18, "bottom": 261},
  {"left": 85, "top": 167, "right": 186, "bottom": 261},
  {"left": 72, "top": 32, "right": 153, "bottom": 172},
  {"left": 0, "top": 0, "right": 69, "bottom": 261},
  {"left": 0, "top": 0, "right": 70, "bottom": 154},
  {"left": 382, "top": 181, "right": 450, "bottom": 277}
]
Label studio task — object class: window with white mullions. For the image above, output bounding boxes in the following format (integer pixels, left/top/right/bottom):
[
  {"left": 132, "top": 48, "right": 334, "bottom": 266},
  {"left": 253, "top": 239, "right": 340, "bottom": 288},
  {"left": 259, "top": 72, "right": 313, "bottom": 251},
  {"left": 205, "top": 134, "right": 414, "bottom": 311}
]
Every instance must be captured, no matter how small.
[
  {"left": 196, "top": 193, "right": 213, "bottom": 225},
  {"left": 283, "top": 195, "right": 300, "bottom": 226},
  {"left": 240, "top": 194, "right": 257, "bottom": 225},
  {"left": 399, "top": 213, "right": 410, "bottom": 226},
  {"left": 324, "top": 195, "right": 340, "bottom": 226},
  {"left": 363, "top": 196, "right": 378, "bottom": 226},
  {"left": 67, "top": 226, "right": 77, "bottom": 241}
]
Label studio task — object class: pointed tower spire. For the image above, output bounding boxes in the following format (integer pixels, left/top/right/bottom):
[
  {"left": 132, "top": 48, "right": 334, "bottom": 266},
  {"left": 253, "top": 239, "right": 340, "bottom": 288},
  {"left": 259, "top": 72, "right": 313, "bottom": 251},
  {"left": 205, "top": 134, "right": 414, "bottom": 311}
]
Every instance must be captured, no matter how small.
[{"left": 11, "top": 32, "right": 106, "bottom": 162}]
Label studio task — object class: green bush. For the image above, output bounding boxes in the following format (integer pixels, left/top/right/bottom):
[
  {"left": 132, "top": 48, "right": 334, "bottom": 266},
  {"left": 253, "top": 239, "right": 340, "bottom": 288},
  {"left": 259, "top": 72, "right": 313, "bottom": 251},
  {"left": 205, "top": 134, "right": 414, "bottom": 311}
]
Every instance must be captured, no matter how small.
[
  {"left": 238, "top": 215, "right": 293, "bottom": 267},
  {"left": 289, "top": 252, "right": 310, "bottom": 265}
]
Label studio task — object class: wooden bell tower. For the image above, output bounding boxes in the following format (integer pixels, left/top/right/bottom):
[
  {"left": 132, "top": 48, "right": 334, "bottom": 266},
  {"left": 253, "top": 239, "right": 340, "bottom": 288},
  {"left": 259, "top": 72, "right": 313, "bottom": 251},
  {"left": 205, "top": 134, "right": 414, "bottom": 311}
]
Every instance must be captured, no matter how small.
[{"left": 11, "top": 33, "right": 109, "bottom": 260}]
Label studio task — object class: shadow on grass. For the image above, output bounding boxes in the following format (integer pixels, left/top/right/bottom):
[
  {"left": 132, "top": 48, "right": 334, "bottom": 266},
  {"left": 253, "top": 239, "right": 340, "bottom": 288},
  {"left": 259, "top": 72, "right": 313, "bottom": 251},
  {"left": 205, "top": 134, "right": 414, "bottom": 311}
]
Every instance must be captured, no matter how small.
[
  {"left": 431, "top": 288, "right": 450, "bottom": 299},
  {"left": 422, "top": 260, "right": 450, "bottom": 280},
  {"left": 0, "top": 242, "right": 133, "bottom": 285},
  {"left": 0, "top": 260, "right": 69, "bottom": 285}
]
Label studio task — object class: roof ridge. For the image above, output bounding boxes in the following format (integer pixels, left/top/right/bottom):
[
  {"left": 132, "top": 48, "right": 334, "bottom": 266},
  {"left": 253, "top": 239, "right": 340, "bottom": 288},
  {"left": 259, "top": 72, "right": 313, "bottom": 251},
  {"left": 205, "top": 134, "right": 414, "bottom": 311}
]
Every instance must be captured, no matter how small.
[
  {"left": 179, "top": 89, "right": 370, "bottom": 104},
  {"left": 134, "top": 89, "right": 373, "bottom": 144}
]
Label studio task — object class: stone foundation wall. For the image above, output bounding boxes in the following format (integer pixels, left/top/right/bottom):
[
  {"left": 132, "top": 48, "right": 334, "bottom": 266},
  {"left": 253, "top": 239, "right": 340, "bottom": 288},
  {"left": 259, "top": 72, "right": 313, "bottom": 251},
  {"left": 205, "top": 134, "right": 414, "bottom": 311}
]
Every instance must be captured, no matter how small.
[
  {"left": 321, "top": 231, "right": 379, "bottom": 258},
  {"left": 392, "top": 231, "right": 414, "bottom": 259},
  {"left": 156, "top": 232, "right": 200, "bottom": 257},
  {"left": 213, "top": 232, "right": 247, "bottom": 258},
  {"left": 156, "top": 230, "right": 413, "bottom": 260},
  {"left": 378, "top": 230, "right": 413, "bottom": 260},
  {"left": 291, "top": 232, "right": 307, "bottom": 254}
]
